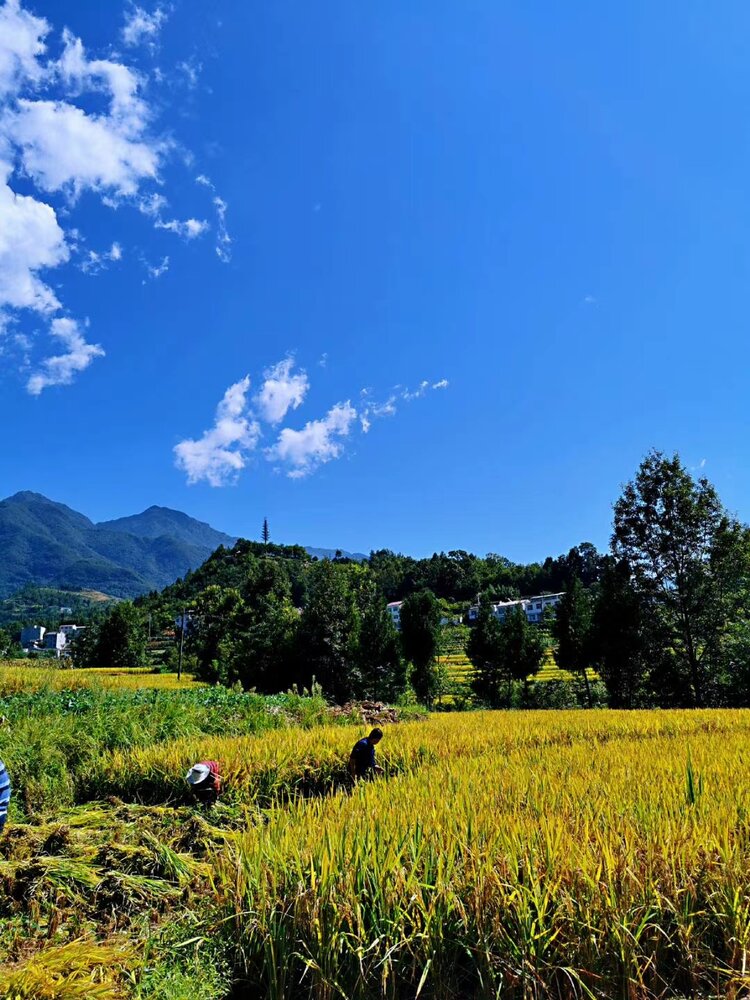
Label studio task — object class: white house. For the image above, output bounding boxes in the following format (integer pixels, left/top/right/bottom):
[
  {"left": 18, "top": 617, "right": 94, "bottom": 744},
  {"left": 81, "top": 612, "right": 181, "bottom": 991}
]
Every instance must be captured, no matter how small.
[
  {"left": 43, "top": 631, "right": 67, "bottom": 656},
  {"left": 468, "top": 593, "right": 563, "bottom": 625},
  {"left": 386, "top": 601, "right": 403, "bottom": 629}
]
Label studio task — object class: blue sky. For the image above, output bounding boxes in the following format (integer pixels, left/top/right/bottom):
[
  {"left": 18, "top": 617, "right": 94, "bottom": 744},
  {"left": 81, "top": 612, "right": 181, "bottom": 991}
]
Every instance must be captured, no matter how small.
[{"left": 1, "top": 0, "right": 749, "bottom": 562}]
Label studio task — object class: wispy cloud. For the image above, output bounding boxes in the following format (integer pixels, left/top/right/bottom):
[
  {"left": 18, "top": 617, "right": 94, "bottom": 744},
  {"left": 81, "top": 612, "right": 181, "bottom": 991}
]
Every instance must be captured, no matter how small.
[
  {"left": 173, "top": 376, "right": 261, "bottom": 487},
  {"left": 360, "top": 378, "right": 449, "bottom": 433},
  {"left": 196, "top": 175, "right": 232, "bottom": 261},
  {"left": 81, "top": 241, "right": 122, "bottom": 274},
  {"left": 122, "top": 4, "right": 168, "bottom": 48},
  {"left": 174, "top": 358, "right": 449, "bottom": 485},
  {"left": 155, "top": 217, "right": 208, "bottom": 240},
  {"left": 144, "top": 254, "right": 169, "bottom": 280},
  {"left": 177, "top": 58, "right": 201, "bottom": 88},
  {"left": 27, "top": 316, "right": 104, "bottom": 395}
]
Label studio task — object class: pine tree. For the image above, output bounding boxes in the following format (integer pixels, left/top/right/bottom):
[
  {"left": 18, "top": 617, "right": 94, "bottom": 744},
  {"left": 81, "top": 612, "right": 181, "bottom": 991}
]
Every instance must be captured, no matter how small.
[{"left": 262, "top": 517, "right": 270, "bottom": 545}]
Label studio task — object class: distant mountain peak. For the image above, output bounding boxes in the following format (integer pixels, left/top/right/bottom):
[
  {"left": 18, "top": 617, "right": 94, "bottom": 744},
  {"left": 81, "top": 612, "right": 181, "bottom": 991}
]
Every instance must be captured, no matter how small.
[
  {"left": 6, "top": 490, "right": 58, "bottom": 504},
  {"left": 0, "top": 491, "right": 368, "bottom": 598}
]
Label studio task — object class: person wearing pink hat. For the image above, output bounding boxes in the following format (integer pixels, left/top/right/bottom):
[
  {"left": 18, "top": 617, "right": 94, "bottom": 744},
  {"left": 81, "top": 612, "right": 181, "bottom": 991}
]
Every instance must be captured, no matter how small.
[{"left": 185, "top": 760, "right": 222, "bottom": 805}]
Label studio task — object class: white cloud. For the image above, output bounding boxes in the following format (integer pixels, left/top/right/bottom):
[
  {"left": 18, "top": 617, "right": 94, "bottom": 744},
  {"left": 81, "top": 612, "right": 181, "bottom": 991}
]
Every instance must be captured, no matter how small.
[
  {"left": 401, "top": 379, "right": 429, "bottom": 401},
  {"left": 0, "top": 165, "right": 68, "bottom": 316},
  {"left": 254, "top": 357, "right": 309, "bottom": 424},
  {"left": 177, "top": 59, "right": 201, "bottom": 88},
  {"left": 195, "top": 175, "right": 232, "bottom": 261},
  {"left": 144, "top": 254, "right": 169, "bottom": 279},
  {"left": 122, "top": 5, "right": 168, "bottom": 48},
  {"left": 81, "top": 241, "right": 122, "bottom": 274},
  {"left": 137, "top": 191, "right": 168, "bottom": 217},
  {"left": 27, "top": 316, "right": 104, "bottom": 395},
  {"left": 359, "top": 377, "right": 449, "bottom": 431},
  {"left": 155, "top": 216, "right": 208, "bottom": 239},
  {"left": 174, "top": 362, "right": 448, "bottom": 485},
  {"left": 267, "top": 401, "right": 357, "bottom": 478},
  {"left": 213, "top": 195, "right": 231, "bottom": 262},
  {"left": 5, "top": 98, "right": 159, "bottom": 197},
  {"left": 0, "top": 0, "right": 224, "bottom": 393},
  {"left": 57, "top": 29, "right": 147, "bottom": 135},
  {"left": 0, "top": 0, "right": 48, "bottom": 98},
  {"left": 174, "top": 376, "right": 261, "bottom": 486}
]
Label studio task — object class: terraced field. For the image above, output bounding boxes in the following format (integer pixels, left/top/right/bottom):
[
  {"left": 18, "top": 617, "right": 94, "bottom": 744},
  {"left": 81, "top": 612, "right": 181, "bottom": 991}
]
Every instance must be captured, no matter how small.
[{"left": 438, "top": 625, "right": 598, "bottom": 702}]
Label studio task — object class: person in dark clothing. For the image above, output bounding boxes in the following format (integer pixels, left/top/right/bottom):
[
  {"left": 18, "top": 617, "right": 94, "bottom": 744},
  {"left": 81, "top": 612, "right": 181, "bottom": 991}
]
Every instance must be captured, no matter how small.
[
  {"left": 0, "top": 758, "right": 10, "bottom": 835},
  {"left": 348, "top": 728, "right": 384, "bottom": 780},
  {"left": 185, "top": 760, "right": 222, "bottom": 805}
]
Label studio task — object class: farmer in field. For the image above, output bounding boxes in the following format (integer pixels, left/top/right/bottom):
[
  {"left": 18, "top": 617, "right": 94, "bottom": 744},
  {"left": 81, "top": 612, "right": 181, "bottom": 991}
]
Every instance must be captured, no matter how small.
[
  {"left": 0, "top": 758, "right": 10, "bottom": 835},
  {"left": 185, "top": 760, "right": 222, "bottom": 805},
  {"left": 348, "top": 728, "right": 384, "bottom": 780}
]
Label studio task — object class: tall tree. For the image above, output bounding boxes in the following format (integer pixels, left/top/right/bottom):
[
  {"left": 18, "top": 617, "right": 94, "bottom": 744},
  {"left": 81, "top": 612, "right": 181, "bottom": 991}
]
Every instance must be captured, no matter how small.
[
  {"left": 262, "top": 517, "right": 270, "bottom": 545},
  {"left": 356, "top": 582, "right": 406, "bottom": 701},
  {"left": 400, "top": 589, "right": 442, "bottom": 706},
  {"left": 296, "top": 561, "right": 361, "bottom": 702},
  {"left": 467, "top": 599, "right": 506, "bottom": 707},
  {"left": 87, "top": 602, "right": 148, "bottom": 669},
  {"left": 232, "top": 594, "right": 300, "bottom": 692},
  {"left": 553, "top": 577, "right": 594, "bottom": 706},
  {"left": 590, "top": 558, "right": 653, "bottom": 708},
  {"left": 499, "top": 606, "right": 547, "bottom": 702},
  {"left": 612, "top": 450, "right": 742, "bottom": 707}
]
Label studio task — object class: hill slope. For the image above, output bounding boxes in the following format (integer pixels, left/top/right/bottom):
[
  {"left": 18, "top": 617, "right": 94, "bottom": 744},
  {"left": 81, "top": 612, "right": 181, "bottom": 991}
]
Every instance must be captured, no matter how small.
[
  {"left": 98, "top": 505, "right": 237, "bottom": 550},
  {"left": 0, "top": 493, "right": 368, "bottom": 600},
  {"left": 0, "top": 493, "right": 232, "bottom": 599}
]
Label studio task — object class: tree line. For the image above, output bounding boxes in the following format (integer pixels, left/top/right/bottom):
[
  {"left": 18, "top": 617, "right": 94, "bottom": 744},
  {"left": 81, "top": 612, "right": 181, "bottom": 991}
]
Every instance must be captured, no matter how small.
[
  {"left": 468, "top": 451, "right": 750, "bottom": 709},
  {"left": 70, "top": 450, "right": 750, "bottom": 710}
]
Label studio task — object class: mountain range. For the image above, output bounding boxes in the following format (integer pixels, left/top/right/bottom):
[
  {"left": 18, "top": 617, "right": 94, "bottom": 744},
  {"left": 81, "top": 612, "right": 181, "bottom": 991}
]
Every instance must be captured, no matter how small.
[{"left": 0, "top": 492, "right": 365, "bottom": 599}]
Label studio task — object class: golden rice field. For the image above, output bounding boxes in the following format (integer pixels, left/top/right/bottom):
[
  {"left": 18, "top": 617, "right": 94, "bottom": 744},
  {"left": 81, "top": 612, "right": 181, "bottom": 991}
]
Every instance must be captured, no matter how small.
[
  {"left": 0, "top": 657, "right": 746, "bottom": 998},
  {"left": 0, "top": 660, "right": 203, "bottom": 694},
  {"left": 3, "top": 702, "right": 750, "bottom": 999},
  {"left": 439, "top": 648, "right": 599, "bottom": 689}
]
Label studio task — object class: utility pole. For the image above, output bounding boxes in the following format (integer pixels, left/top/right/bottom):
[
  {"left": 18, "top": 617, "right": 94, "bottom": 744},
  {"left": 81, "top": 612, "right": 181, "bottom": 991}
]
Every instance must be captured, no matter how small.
[{"left": 178, "top": 604, "right": 186, "bottom": 682}]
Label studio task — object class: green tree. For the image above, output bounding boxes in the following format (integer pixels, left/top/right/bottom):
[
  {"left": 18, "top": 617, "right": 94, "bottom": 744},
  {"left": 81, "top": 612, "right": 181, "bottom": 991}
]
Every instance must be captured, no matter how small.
[
  {"left": 400, "top": 589, "right": 442, "bottom": 707},
  {"left": 296, "top": 561, "right": 361, "bottom": 702},
  {"left": 612, "top": 450, "right": 747, "bottom": 706},
  {"left": 88, "top": 602, "right": 148, "bottom": 669},
  {"left": 467, "top": 600, "right": 506, "bottom": 707},
  {"left": 232, "top": 593, "right": 300, "bottom": 692},
  {"left": 500, "top": 606, "right": 547, "bottom": 703},
  {"left": 262, "top": 517, "right": 270, "bottom": 545},
  {"left": 190, "top": 585, "right": 244, "bottom": 684},
  {"left": 553, "top": 578, "right": 594, "bottom": 706},
  {"left": 590, "top": 558, "right": 654, "bottom": 708},
  {"left": 356, "top": 583, "right": 405, "bottom": 701}
]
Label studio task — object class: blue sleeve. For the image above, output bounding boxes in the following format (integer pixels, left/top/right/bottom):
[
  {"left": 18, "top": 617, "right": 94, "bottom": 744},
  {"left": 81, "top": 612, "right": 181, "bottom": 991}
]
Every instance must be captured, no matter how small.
[
  {"left": 369, "top": 743, "right": 376, "bottom": 767},
  {"left": 0, "top": 763, "right": 10, "bottom": 816}
]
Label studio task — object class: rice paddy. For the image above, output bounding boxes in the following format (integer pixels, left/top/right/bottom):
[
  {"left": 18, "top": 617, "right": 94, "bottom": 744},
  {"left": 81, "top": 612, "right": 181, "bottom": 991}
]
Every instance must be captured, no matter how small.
[
  {"left": 438, "top": 627, "right": 598, "bottom": 706},
  {"left": 0, "top": 661, "right": 205, "bottom": 694},
  {"left": 1, "top": 663, "right": 749, "bottom": 998}
]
